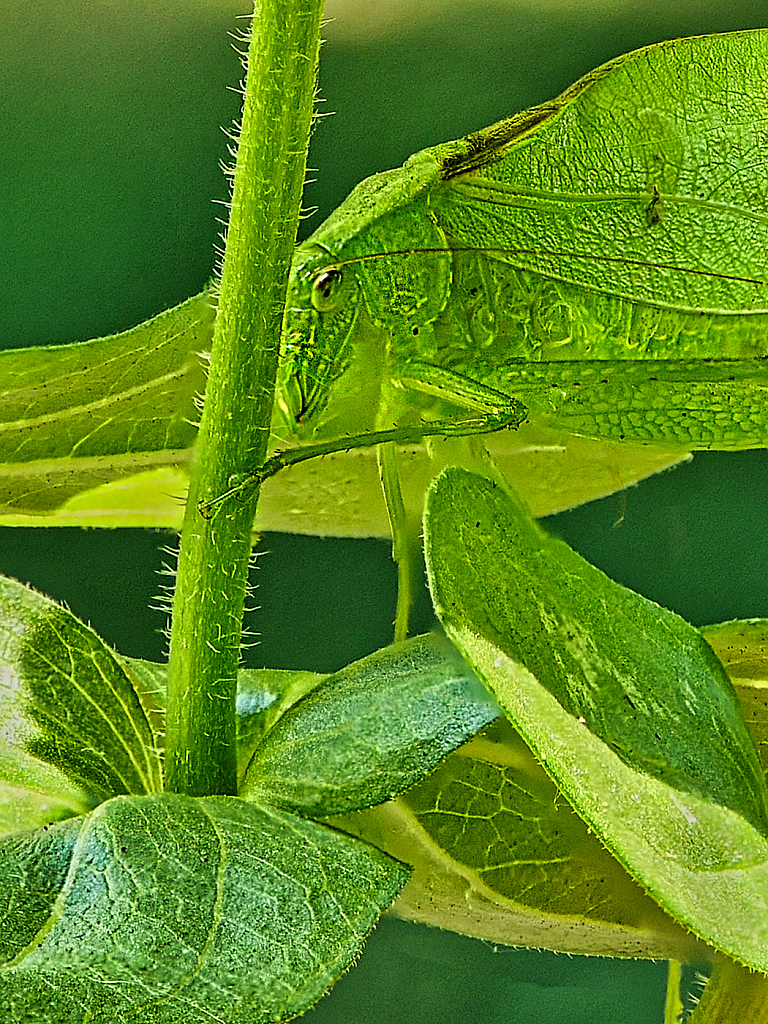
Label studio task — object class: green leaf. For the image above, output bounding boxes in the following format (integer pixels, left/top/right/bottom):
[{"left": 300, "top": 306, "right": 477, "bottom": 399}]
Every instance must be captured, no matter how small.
[
  {"left": 424, "top": 466, "right": 768, "bottom": 969},
  {"left": 703, "top": 619, "right": 768, "bottom": 783},
  {"left": 0, "top": 292, "right": 211, "bottom": 523},
  {"left": 0, "top": 793, "right": 409, "bottom": 1023},
  {"left": 121, "top": 655, "right": 327, "bottom": 787},
  {"left": 703, "top": 619, "right": 768, "bottom": 687},
  {"left": 241, "top": 633, "right": 500, "bottom": 817},
  {"left": 332, "top": 718, "right": 712, "bottom": 961},
  {"left": 330, "top": 622, "right": 768, "bottom": 958},
  {"left": 0, "top": 282, "right": 689, "bottom": 533},
  {"left": 123, "top": 637, "right": 498, "bottom": 817},
  {"left": 0, "top": 577, "right": 162, "bottom": 835},
  {"left": 428, "top": 468, "right": 768, "bottom": 829}
]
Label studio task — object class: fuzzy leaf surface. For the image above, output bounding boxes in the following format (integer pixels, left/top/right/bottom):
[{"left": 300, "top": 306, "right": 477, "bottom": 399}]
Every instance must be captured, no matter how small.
[
  {"left": 240, "top": 633, "right": 500, "bottom": 816},
  {"left": 703, "top": 619, "right": 768, "bottom": 785},
  {"left": 424, "top": 467, "right": 768, "bottom": 970},
  {"left": 0, "top": 793, "right": 408, "bottom": 1023},
  {"left": 0, "top": 578, "right": 162, "bottom": 836}
]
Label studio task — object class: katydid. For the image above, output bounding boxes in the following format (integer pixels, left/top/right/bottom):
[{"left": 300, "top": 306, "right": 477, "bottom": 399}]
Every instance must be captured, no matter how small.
[{"left": 212, "top": 30, "right": 768, "bottom": 636}]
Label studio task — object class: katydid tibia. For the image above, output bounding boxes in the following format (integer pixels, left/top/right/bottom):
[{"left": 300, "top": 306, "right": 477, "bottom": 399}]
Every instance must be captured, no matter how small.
[{"left": 204, "top": 29, "right": 768, "bottom": 638}]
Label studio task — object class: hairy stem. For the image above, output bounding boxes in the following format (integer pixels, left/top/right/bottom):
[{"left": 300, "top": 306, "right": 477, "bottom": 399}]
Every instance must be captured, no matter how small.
[{"left": 165, "top": 0, "right": 323, "bottom": 796}]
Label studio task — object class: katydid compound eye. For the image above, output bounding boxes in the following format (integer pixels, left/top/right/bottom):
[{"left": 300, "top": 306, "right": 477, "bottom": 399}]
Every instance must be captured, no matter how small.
[{"left": 310, "top": 268, "right": 344, "bottom": 313}]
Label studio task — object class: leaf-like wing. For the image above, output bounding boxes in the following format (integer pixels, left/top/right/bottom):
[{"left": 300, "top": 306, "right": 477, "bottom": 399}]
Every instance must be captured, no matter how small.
[
  {"left": 241, "top": 633, "right": 500, "bottom": 817},
  {"left": 0, "top": 577, "right": 162, "bottom": 835},
  {"left": 433, "top": 31, "right": 768, "bottom": 316},
  {"left": 424, "top": 466, "right": 768, "bottom": 970},
  {"left": 0, "top": 794, "right": 408, "bottom": 1023}
]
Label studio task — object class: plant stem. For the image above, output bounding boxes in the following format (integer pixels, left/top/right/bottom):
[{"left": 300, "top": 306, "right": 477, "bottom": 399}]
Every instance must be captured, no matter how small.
[
  {"left": 688, "top": 956, "right": 768, "bottom": 1024},
  {"left": 664, "top": 961, "right": 683, "bottom": 1024},
  {"left": 164, "top": 0, "right": 323, "bottom": 796}
]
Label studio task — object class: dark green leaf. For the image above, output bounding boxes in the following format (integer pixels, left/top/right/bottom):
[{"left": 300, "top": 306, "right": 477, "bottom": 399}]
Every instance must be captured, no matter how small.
[
  {"left": 0, "top": 793, "right": 408, "bottom": 1023},
  {"left": 241, "top": 633, "right": 500, "bottom": 817}
]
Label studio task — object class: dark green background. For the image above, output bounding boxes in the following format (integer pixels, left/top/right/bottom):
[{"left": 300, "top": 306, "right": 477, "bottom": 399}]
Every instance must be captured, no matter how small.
[{"left": 1, "top": 1, "right": 766, "bottom": 1020}]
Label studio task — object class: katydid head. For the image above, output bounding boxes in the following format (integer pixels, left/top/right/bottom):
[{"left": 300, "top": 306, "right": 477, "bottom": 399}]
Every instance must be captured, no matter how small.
[
  {"left": 277, "top": 157, "right": 450, "bottom": 440},
  {"left": 279, "top": 246, "right": 386, "bottom": 439}
]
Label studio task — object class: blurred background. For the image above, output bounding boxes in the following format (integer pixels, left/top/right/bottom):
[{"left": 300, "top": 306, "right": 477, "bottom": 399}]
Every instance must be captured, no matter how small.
[{"left": 1, "top": 1, "right": 767, "bottom": 1020}]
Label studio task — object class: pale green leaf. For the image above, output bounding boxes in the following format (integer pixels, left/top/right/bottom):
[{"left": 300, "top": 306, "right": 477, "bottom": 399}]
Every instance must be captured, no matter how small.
[
  {"left": 424, "top": 466, "right": 768, "bottom": 970},
  {"left": 253, "top": 422, "right": 691, "bottom": 538},
  {"left": 0, "top": 466, "right": 192, "bottom": 529},
  {"left": 0, "top": 292, "right": 211, "bottom": 522},
  {"left": 703, "top": 619, "right": 768, "bottom": 687},
  {"left": 332, "top": 717, "right": 711, "bottom": 961},
  {"left": 0, "top": 577, "right": 162, "bottom": 836},
  {"left": 241, "top": 633, "right": 500, "bottom": 817},
  {"left": 0, "top": 793, "right": 408, "bottom": 1023},
  {"left": 703, "top": 619, "right": 768, "bottom": 784}
]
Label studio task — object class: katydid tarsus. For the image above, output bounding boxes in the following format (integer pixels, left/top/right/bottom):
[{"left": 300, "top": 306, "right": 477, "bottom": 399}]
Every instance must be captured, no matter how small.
[{"left": 205, "top": 29, "right": 768, "bottom": 640}]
